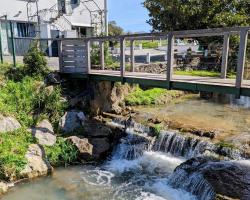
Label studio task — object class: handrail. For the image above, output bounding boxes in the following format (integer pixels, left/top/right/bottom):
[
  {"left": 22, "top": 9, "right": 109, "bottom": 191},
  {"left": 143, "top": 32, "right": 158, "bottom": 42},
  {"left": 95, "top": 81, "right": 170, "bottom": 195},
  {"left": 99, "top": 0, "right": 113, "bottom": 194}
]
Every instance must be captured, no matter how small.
[
  {"left": 85, "top": 26, "right": 250, "bottom": 41},
  {"left": 14, "top": 26, "right": 250, "bottom": 41}
]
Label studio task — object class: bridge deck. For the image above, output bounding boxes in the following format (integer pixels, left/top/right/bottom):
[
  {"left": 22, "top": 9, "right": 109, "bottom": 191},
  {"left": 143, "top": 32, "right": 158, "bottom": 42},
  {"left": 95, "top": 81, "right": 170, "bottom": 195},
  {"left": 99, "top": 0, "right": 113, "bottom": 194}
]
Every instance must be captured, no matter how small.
[
  {"left": 58, "top": 26, "right": 250, "bottom": 97},
  {"left": 90, "top": 69, "right": 250, "bottom": 88}
]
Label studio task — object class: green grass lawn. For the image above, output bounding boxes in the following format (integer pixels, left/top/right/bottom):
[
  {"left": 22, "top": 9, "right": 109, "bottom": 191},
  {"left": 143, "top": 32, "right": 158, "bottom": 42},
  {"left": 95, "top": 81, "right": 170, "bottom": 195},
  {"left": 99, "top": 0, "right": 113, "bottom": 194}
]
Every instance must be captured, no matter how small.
[
  {"left": 174, "top": 70, "right": 236, "bottom": 79},
  {"left": 125, "top": 87, "right": 183, "bottom": 106}
]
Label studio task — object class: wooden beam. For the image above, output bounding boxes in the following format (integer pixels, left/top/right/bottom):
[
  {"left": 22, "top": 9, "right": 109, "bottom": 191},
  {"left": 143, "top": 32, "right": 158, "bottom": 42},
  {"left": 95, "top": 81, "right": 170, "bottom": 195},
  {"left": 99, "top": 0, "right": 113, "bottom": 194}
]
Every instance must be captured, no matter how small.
[
  {"left": 100, "top": 41, "right": 105, "bottom": 70},
  {"left": 236, "top": 29, "right": 249, "bottom": 89},
  {"left": 167, "top": 33, "right": 174, "bottom": 82},
  {"left": 120, "top": 37, "right": 125, "bottom": 77},
  {"left": 130, "top": 40, "right": 135, "bottom": 72},
  {"left": 86, "top": 40, "right": 91, "bottom": 74},
  {"left": 221, "top": 33, "right": 230, "bottom": 79}
]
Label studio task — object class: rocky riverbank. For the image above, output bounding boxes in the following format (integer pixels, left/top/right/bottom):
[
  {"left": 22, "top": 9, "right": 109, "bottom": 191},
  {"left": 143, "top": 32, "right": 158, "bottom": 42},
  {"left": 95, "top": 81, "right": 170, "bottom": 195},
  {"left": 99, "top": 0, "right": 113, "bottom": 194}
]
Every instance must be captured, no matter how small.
[{"left": 0, "top": 111, "right": 125, "bottom": 196}]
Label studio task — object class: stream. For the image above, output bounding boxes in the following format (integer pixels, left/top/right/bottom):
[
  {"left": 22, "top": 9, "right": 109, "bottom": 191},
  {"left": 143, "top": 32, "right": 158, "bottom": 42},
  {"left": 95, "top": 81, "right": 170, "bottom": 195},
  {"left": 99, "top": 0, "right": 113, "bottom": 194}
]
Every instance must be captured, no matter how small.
[{"left": 2, "top": 95, "right": 250, "bottom": 200}]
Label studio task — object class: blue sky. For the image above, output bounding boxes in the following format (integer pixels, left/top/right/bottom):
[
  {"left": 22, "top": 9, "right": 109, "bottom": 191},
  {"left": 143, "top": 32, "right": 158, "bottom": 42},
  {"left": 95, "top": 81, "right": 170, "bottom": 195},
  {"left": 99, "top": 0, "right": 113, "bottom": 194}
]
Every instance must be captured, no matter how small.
[{"left": 108, "top": 0, "right": 151, "bottom": 33}]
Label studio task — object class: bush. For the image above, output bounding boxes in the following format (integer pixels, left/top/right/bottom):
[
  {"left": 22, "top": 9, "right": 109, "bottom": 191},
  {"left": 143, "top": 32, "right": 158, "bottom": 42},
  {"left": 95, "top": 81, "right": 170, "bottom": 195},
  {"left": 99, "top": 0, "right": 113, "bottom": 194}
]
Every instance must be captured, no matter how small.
[
  {"left": 91, "top": 43, "right": 113, "bottom": 66},
  {"left": 23, "top": 43, "right": 49, "bottom": 77},
  {"left": 0, "top": 128, "right": 35, "bottom": 181},
  {"left": 0, "top": 77, "right": 67, "bottom": 127},
  {"left": 44, "top": 138, "right": 79, "bottom": 167},
  {"left": 34, "top": 85, "right": 68, "bottom": 127}
]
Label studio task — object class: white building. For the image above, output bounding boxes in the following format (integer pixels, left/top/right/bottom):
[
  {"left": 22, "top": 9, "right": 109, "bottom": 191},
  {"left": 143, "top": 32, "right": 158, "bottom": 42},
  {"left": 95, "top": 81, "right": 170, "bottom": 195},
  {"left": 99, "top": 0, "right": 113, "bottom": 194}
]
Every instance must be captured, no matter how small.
[{"left": 0, "top": 0, "right": 107, "bottom": 56}]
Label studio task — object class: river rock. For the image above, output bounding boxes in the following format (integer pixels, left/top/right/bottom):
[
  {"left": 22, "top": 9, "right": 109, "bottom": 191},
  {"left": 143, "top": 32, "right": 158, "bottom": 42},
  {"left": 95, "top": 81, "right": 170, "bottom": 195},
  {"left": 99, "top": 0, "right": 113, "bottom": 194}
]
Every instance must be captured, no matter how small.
[
  {"left": 59, "top": 111, "right": 86, "bottom": 133},
  {"left": 67, "top": 136, "right": 93, "bottom": 160},
  {"left": 20, "top": 144, "right": 53, "bottom": 179},
  {"left": 0, "top": 115, "right": 21, "bottom": 133},
  {"left": 84, "top": 120, "right": 112, "bottom": 137},
  {"left": 30, "top": 120, "right": 56, "bottom": 146},
  {"left": 0, "top": 182, "right": 8, "bottom": 195},
  {"left": 173, "top": 157, "right": 250, "bottom": 199},
  {"left": 89, "top": 138, "right": 110, "bottom": 159}
]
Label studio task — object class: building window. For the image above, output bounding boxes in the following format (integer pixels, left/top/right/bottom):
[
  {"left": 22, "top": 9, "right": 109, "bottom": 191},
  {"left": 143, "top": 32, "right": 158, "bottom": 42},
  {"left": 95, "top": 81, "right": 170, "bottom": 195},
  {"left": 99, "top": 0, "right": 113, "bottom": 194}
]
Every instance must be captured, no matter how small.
[
  {"left": 71, "top": 0, "right": 78, "bottom": 4},
  {"left": 17, "top": 23, "right": 35, "bottom": 37}
]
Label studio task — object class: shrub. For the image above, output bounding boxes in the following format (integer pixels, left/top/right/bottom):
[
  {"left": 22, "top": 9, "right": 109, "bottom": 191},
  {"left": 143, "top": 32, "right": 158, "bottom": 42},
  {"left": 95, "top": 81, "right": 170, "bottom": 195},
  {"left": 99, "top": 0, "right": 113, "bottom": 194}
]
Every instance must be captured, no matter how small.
[
  {"left": 44, "top": 138, "right": 79, "bottom": 167},
  {"left": 23, "top": 43, "right": 49, "bottom": 78},
  {"left": 0, "top": 77, "right": 67, "bottom": 127},
  {"left": 0, "top": 128, "right": 35, "bottom": 181},
  {"left": 91, "top": 43, "right": 114, "bottom": 66},
  {"left": 34, "top": 85, "right": 68, "bottom": 127}
]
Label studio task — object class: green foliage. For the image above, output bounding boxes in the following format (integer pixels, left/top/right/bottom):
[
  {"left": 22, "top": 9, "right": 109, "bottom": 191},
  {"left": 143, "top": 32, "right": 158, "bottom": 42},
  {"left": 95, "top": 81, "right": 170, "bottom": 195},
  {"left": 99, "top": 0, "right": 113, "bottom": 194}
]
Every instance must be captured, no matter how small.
[
  {"left": 174, "top": 70, "right": 236, "bottom": 79},
  {"left": 34, "top": 85, "right": 67, "bottom": 126},
  {"left": 23, "top": 43, "right": 49, "bottom": 78},
  {"left": 44, "top": 138, "right": 79, "bottom": 167},
  {"left": 108, "top": 21, "right": 124, "bottom": 48},
  {"left": 144, "top": 0, "right": 250, "bottom": 31},
  {"left": 91, "top": 43, "right": 114, "bottom": 66},
  {"left": 150, "top": 124, "right": 163, "bottom": 138},
  {"left": 125, "top": 86, "right": 180, "bottom": 106},
  {"left": 216, "top": 141, "right": 236, "bottom": 149},
  {"left": 0, "top": 77, "right": 39, "bottom": 126},
  {"left": 0, "top": 128, "right": 35, "bottom": 181},
  {"left": 0, "top": 77, "right": 67, "bottom": 127}
]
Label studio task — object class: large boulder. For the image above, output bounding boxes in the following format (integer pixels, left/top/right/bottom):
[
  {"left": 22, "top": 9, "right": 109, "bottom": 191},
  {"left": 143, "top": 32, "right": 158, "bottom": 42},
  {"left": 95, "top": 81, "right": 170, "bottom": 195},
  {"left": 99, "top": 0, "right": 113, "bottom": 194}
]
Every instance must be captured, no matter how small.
[
  {"left": 20, "top": 144, "right": 53, "bottom": 179},
  {"left": 59, "top": 111, "right": 86, "bottom": 133},
  {"left": 67, "top": 136, "right": 93, "bottom": 160},
  {"left": 0, "top": 115, "right": 21, "bottom": 133},
  {"left": 84, "top": 120, "right": 112, "bottom": 137},
  {"left": 30, "top": 120, "right": 56, "bottom": 146},
  {"left": 170, "top": 157, "right": 250, "bottom": 200},
  {"left": 90, "top": 81, "right": 133, "bottom": 115},
  {"left": 89, "top": 138, "right": 110, "bottom": 159}
]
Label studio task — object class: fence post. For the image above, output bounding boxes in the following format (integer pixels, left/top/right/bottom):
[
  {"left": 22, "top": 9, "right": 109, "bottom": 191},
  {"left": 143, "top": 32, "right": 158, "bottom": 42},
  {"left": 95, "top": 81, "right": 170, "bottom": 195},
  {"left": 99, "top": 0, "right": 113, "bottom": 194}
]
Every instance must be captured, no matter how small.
[
  {"left": 9, "top": 21, "right": 16, "bottom": 68},
  {"left": 86, "top": 40, "right": 91, "bottom": 74},
  {"left": 167, "top": 33, "right": 174, "bottom": 87},
  {"left": 120, "top": 37, "right": 125, "bottom": 78},
  {"left": 221, "top": 32, "right": 230, "bottom": 79},
  {"left": 0, "top": 24, "right": 3, "bottom": 64},
  {"left": 130, "top": 39, "right": 135, "bottom": 72},
  {"left": 236, "top": 29, "right": 248, "bottom": 93},
  {"left": 99, "top": 41, "right": 105, "bottom": 70}
]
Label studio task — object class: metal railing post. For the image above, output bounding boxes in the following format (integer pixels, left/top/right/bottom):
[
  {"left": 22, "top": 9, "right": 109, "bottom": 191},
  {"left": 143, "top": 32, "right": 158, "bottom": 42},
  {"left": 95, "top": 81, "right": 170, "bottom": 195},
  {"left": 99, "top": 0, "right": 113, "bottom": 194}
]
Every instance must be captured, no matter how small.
[
  {"left": 221, "top": 32, "right": 230, "bottom": 79},
  {"left": 166, "top": 32, "right": 174, "bottom": 88},
  {"left": 236, "top": 29, "right": 248, "bottom": 91},
  {"left": 9, "top": 21, "right": 16, "bottom": 68},
  {"left": 120, "top": 37, "right": 125, "bottom": 78}
]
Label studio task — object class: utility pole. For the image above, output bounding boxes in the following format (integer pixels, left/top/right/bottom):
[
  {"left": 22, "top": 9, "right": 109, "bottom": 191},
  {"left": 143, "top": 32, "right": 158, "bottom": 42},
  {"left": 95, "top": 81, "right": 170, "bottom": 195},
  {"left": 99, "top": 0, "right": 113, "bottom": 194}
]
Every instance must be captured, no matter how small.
[{"left": 104, "top": 0, "right": 108, "bottom": 36}]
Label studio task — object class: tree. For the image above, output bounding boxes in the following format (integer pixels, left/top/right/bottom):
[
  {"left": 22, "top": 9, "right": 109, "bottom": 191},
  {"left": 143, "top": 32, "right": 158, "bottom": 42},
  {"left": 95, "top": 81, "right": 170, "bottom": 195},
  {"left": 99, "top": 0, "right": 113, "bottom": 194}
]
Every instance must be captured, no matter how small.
[
  {"left": 144, "top": 0, "right": 250, "bottom": 73},
  {"left": 108, "top": 21, "right": 124, "bottom": 36},
  {"left": 108, "top": 21, "right": 124, "bottom": 48},
  {"left": 143, "top": 0, "right": 250, "bottom": 31}
]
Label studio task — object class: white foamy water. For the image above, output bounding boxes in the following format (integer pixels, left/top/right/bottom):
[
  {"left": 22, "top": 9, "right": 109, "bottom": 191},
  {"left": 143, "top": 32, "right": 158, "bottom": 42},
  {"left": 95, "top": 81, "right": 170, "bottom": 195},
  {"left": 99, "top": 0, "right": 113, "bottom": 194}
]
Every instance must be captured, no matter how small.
[{"left": 2, "top": 142, "right": 196, "bottom": 200}]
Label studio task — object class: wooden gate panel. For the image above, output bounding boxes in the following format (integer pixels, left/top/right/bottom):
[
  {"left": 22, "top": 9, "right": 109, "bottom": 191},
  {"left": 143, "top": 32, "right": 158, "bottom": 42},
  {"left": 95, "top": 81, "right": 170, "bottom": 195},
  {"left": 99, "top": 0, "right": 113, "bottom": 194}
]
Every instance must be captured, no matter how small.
[{"left": 59, "top": 40, "right": 88, "bottom": 74}]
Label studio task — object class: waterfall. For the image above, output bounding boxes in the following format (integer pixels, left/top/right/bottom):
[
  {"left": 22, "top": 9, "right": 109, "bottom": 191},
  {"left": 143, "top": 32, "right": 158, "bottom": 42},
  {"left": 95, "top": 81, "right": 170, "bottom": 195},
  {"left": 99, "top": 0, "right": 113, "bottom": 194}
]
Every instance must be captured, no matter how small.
[
  {"left": 168, "top": 168, "right": 216, "bottom": 200},
  {"left": 153, "top": 131, "right": 215, "bottom": 158},
  {"left": 106, "top": 118, "right": 246, "bottom": 200}
]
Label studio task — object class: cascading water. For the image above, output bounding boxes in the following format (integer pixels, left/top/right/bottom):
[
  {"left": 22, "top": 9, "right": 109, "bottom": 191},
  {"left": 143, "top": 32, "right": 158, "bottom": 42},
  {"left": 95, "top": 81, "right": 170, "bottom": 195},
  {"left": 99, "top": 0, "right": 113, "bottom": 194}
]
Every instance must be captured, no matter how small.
[{"left": 2, "top": 119, "right": 247, "bottom": 200}]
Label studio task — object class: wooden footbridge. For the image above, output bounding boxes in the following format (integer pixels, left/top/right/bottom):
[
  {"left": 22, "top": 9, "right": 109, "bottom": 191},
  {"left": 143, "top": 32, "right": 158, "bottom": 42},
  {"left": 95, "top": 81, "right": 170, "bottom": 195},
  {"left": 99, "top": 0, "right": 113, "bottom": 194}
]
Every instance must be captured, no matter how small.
[{"left": 58, "top": 27, "right": 250, "bottom": 97}]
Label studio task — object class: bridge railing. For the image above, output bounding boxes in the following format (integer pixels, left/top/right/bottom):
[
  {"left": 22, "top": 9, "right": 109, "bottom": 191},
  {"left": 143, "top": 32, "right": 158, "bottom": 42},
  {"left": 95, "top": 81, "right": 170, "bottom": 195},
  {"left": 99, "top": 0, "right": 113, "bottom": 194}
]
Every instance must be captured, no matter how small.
[{"left": 84, "top": 26, "right": 249, "bottom": 89}]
